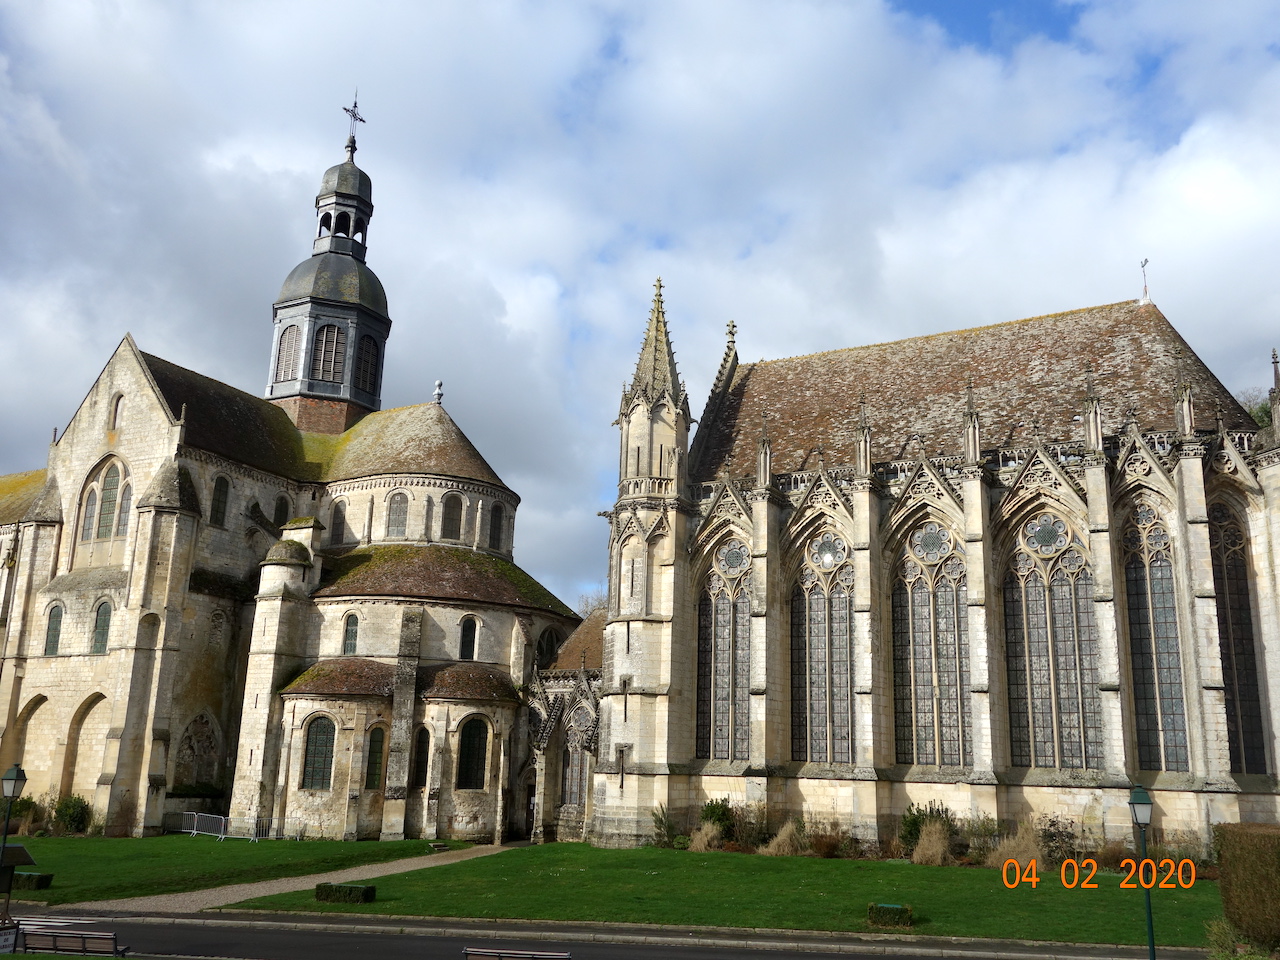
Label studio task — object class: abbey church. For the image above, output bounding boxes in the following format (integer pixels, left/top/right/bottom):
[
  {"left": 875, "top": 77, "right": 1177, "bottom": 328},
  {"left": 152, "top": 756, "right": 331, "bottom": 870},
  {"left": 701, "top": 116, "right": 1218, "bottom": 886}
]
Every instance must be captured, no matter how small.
[{"left": 0, "top": 131, "right": 1274, "bottom": 845}]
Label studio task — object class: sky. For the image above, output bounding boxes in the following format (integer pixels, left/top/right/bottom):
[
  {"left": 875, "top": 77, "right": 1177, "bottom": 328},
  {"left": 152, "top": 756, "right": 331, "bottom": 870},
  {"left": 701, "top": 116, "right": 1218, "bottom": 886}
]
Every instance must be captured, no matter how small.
[{"left": 3, "top": 0, "right": 1280, "bottom": 609}]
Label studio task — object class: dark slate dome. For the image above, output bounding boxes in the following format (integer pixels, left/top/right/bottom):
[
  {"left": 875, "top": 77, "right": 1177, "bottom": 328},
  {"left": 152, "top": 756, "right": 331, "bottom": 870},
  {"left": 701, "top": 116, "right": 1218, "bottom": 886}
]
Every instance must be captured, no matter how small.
[
  {"left": 276, "top": 252, "right": 388, "bottom": 317},
  {"left": 319, "top": 160, "right": 372, "bottom": 202}
]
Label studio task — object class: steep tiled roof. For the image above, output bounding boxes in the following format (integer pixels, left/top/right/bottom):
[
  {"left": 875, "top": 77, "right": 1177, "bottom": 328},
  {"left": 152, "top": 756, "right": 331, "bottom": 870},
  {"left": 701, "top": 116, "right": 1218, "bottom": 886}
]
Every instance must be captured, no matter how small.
[
  {"left": 692, "top": 301, "right": 1255, "bottom": 481},
  {"left": 281, "top": 658, "right": 394, "bottom": 698},
  {"left": 315, "top": 544, "right": 577, "bottom": 618},
  {"left": 548, "top": 607, "right": 604, "bottom": 671},
  {"left": 417, "top": 661, "right": 518, "bottom": 702},
  {"left": 0, "top": 470, "right": 47, "bottom": 525}
]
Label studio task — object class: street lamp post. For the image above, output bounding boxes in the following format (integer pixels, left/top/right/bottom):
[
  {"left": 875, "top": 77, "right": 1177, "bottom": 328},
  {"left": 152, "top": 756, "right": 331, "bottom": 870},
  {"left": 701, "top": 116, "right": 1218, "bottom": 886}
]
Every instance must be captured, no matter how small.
[
  {"left": 0, "top": 764, "right": 27, "bottom": 923},
  {"left": 1128, "top": 785, "right": 1156, "bottom": 960}
]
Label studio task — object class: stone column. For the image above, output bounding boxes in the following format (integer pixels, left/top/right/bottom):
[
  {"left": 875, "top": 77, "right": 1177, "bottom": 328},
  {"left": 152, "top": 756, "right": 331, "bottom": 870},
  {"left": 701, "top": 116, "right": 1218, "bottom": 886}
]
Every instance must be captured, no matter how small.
[{"left": 381, "top": 606, "right": 423, "bottom": 840}]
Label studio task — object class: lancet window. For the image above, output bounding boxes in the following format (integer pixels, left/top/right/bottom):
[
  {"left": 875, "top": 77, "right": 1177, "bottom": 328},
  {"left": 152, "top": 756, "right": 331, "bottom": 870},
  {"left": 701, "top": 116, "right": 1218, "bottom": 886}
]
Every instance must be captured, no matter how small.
[
  {"left": 1003, "top": 513, "right": 1103, "bottom": 769},
  {"left": 695, "top": 539, "right": 752, "bottom": 761},
  {"left": 79, "top": 459, "right": 131, "bottom": 544},
  {"left": 386, "top": 492, "right": 408, "bottom": 538},
  {"left": 1207, "top": 503, "right": 1267, "bottom": 774},
  {"left": 892, "top": 521, "right": 972, "bottom": 767},
  {"left": 560, "top": 704, "right": 593, "bottom": 807},
  {"left": 790, "top": 532, "right": 855, "bottom": 763},
  {"left": 1123, "top": 502, "right": 1189, "bottom": 772},
  {"left": 301, "top": 716, "right": 335, "bottom": 790}
]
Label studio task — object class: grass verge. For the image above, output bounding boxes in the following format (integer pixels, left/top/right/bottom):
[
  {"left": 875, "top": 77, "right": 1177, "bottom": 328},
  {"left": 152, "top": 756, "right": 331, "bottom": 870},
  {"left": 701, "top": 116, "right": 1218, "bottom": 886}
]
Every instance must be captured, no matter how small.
[
  {"left": 233, "top": 844, "right": 1222, "bottom": 947},
  {"left": 13, "top": 834, "right": 465, "bottom": 905}
]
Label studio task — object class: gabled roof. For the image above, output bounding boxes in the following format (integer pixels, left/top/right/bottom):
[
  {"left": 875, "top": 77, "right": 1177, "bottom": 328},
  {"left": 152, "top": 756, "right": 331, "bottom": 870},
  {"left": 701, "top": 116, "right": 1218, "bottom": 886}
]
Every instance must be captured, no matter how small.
[
  {"left": 315, "top": 544, "right": 578, "bottom": 619},
  {"left": 548, "top": 606, "right": 604, "bottom": 671},
  {"left": 692, "top": 301, "right": 1255, "bottom": 481},
  {"left": 0, "top": 470, "right": 49, "bottom": 525}
]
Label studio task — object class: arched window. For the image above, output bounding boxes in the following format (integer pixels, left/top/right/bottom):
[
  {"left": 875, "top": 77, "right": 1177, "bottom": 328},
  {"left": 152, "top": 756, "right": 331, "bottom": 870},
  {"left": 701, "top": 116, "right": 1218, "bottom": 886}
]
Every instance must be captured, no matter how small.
[
  {"left": 318, "top": 212, "right": 332, "bottom": 237},
  {"left": 696, "top": 540, "right": 751, "bottom": 761},
  {"left": 1003, "top": 513, "right": 1103, "bottom": 769},
  {"left": 1208, "top": 503, "right": 1267, "bottom": 774},
  {"left": 537, "top": 628, "right": 560, "bottom": 670},
  {"left": 343, "top": 614, "right": 359, "bottom": 655},
  {"left": 355, "top": 336, "right": 379, "bottom": 394},
  {"left": 275, "top": 325, "right": 300, "bottom": 382},
  {"left": 91, "top": 603, "right": 111, "bottom": 655},
  {"left": 301, "top": 716, "right": 336, "bottom": 790},
  {"left": 1123, "top": 503, "right": 1189, "bottom": 772},
  {"left": 456, "top": 717, "right": 488, "bottom": 789},
  {"left": 892, "top": 521, "right": 972, "bottom": 767},
  {"left": 44, "top": 606, "right": 63, "bottom": 656},
  {"left": 560, "top": 705, "right": 593, "bottom": 806},
  {"left": 311, "top": 324, "right": 347, "bottom": 382},
  {"left": 210, "top": 477, "right": 230, "bottom": 527},
  {"left": 115, "top": 484, "right": 132, "bottom": 537},
  {"left": 335, "top": 212, "right": 351, "bottom": 237},
  {"left": 386, "top": 492, "right": 408, "bottom": 538},
  {"left": 364, "top": 727, "right": 386, "bottom": 789},
  {"left": 411, "top": 727, "right": 430, "bottom": 788},
  {"left": 441, "top": 495, "right": 463, "bottom": 540},
  {"left": 80, "top": 490, "right": 96, "bottom": 542},
  {"left": 354, "top": 217, "right": 367, "bottom": 243},
  {"left": 110, "top": 394, "right": 124, "bottom": 430},
  {"left": 96, "top": 465, "right": 120, "bottom": 539},
  {"left": 790, "top": 533, "right": 854, "bottom": 763},
  {"left": 273, "top": 496, "right": 291, "bottom": 529},
  {"left": 488, "top": 503, "right": 504, "bottom": 551},
  {"left": 329, "top": 502, "right": 347, "bottom": 546},
  {"left": 460, "top": 618, "right": 477, "bottom": 660}
]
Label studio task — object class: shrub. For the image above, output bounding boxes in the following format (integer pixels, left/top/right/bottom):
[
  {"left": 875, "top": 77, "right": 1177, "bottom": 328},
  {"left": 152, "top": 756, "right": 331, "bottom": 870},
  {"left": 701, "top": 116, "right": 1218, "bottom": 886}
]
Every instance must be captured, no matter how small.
[
  {"left": 672, "top": 835, "right": 690, "bottom": 850},
  {"left": 761, "top": 820, "right": 806, "bottom": 856},
  {"left": 986, "top": 819, "right": 1042, "bottom": 869},
  {"left": 959, "top": 814, "right": 1001, "bottom": 863},
  {"left": 1092, "top": 839, "right": 1131, "bottom": 871},
  {"left": 8, "top": 797, "right": 38, "bottom": 820},
  {"left": 12, "top": 873, "right": 53, "bottom": 890},
  {"left": 867, "top": 903, "right": 913, "bottom": 928},
  {"left": 651, "top": 803, "right": 679, "bottom": 848},
  {"left": 898, "top": 801, "right": 956, "bottom": 855},
  {"left": 1205, "top": 917, "right": 1271, "bottom": 960},
  {"left": 53, "top": 795, "right": 92, "bottom": 834},
  {"left": 911, "top": 820, "right": 953, "bottom": 866},
  {"left": 700, "top": 798, "right": 734, "bottom": 837},
  {"left": 1036, "top": 814, "right": 1080, "bottom": 866},
  {"left": 1215, "top": 822, "right": 1280, "bottom": 952},
  {"left": 688, "top": 821, "right": 723, "bottom": 853},
  {"left": 315, "top": 883, "right": 376, "bottom": 903},
  {"left": 729, "top": 802, "right": 770, "bottom": 849}
]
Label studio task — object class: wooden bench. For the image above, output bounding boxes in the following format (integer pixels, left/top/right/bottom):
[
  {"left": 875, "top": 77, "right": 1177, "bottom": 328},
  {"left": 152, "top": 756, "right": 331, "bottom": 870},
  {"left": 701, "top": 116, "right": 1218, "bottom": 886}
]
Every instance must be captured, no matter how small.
[
  {"left": 462, "top": 949, "right": 569, "bottom": 960},
  {"left": 21, "top": 930, "right": 128, "bottom": 956}
]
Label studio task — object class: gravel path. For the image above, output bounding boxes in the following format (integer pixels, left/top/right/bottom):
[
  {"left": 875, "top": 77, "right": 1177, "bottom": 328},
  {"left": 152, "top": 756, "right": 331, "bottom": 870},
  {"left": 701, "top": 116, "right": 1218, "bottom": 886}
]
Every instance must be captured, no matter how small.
[{"left": 70, "top": 842, "right": 515, "bottom": 913}]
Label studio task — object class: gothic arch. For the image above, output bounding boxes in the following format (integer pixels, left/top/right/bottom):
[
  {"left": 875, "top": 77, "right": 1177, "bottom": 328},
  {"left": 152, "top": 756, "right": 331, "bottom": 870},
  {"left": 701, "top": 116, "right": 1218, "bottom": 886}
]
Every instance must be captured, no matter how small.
[
  {"left": 694, "top": 537, "right": 752, "bottom": 762},
  {"left": 62, "top": 692, "right": 108, "bottom": 799},
  {"left": 173, "top": 712, "right": 221, "bottom": 788}
]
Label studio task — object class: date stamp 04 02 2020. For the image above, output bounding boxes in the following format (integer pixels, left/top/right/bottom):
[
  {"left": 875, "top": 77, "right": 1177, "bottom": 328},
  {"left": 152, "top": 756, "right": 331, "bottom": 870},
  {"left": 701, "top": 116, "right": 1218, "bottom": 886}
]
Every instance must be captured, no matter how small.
[{"left": 1001, "top": 857, "right": 1198, "bottom": 890}]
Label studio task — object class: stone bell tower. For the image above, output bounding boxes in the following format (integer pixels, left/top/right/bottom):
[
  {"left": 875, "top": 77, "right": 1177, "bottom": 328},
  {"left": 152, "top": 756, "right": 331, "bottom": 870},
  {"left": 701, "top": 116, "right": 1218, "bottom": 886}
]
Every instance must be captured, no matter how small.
[
  {"left": 590, "top": 279, "right": 694, "bottom": 845},
  {"left": 266, "top": 103, "right": 391, "bottom": 434}
]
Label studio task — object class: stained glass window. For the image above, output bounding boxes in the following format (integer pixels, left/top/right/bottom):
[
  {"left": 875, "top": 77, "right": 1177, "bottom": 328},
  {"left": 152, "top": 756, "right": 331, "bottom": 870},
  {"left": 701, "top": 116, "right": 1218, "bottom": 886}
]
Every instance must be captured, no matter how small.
[
  {"left": 364, "top": 727, "right": 385, "bottom": 789},
  {"left": 561, "top": 705, "right": 593, "bottom": 806},
  {"left": 1003, "top": 514, "right": 1102, "bottom": 769},
  {"left": 91, "top": 603, "right": 111, "bottom": 655},
  {"left": 892, "top": 523, "right": 971, "bottom": 767},
  {"left": 1124, "top": 503, "right": 1189, "bottom": 772},
  {"left": 488, "top": 503, "right": 504, "bottom": 550},
  {"left": 44, "top": 606, "right": 62, "bottom": 656},
  {"left": 695, "top": 557, "right": 751, "bottom": 761},
  {"left": 386, "top": 492, "right": 408, "bottom": 538},
  {"left": 442, "top": 495, "right": 463, "bottom": 540},
  {"left": 1208, "top": 503, "right": 1267, "bottom": 774},
  {"left": 80, "top": 490, "right": 96, "bottom": 542},
  {"left": 342, "top": 614, "right": 358, "bottom": 655},
  {"left": 456, "top": 717, "right": 488, "bottom": 789},
  {"left": 115, "top": 483, "right": 132, "bottom": 537},
  {"left": 301, "top": 717, "right": 335, "bottom": 789},
  {"left": 790, "top": 533, "right": 854, "bottom": 763},
  {"left": 96, "top": 466, "right": 119, "bottom": 539}
]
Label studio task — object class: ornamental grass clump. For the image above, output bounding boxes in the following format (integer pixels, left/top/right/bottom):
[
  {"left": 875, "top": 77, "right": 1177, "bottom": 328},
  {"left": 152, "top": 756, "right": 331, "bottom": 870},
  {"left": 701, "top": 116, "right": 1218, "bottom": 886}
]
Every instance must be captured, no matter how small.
[
  {"left": 985, "top": 819, "right": 1042, "bottom": 869},
  {"left": 760, "top": 820, "right": 806, "bottom": 856},
  {"left": 910, "top": 820, "right": 953, "bottom": 866},
  {"left": 688, "top": 821, "right": 723, "bottom": 853},
  {"left": 898, "top": 800, "right": 956, "bottom": 857}
]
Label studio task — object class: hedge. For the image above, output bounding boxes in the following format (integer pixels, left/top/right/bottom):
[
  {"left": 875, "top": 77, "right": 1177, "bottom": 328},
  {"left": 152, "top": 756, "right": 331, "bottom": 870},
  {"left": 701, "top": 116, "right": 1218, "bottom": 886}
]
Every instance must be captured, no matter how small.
[
  {"left": 867, "top": 902, "right": 913, "bottom": 927},
  {"left": 12, "top": 873, "right": 53, "bottom": 890},
  {"left": 1214, "top": 822, "right": 1280, "bottom": 951},
  {"left": 315, "top": 883, "right": 376, "bottom": 903}
]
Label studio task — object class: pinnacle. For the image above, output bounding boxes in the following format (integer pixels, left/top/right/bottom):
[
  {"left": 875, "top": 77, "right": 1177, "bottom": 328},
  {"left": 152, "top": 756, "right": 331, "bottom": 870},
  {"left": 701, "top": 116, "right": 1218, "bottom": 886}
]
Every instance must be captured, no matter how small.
[{"left": 627, "top": 278, "right": 684, "bottom": 404}]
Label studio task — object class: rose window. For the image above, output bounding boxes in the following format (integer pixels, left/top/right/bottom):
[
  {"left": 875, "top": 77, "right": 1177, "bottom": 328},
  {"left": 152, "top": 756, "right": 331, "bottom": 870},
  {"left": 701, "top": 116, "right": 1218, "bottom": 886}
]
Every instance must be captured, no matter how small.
[
  {"left": 910, "top": 522, "right": 953, "bottom": 564},
  {"left": 717, "top": 539, "right": 751, "bottom": 578},
  {"left": 809, "top": 532, "right": 847, "bottom": 571},
  {"left": 1024, "top": 514, "right": 1068, "bottom": 557}
]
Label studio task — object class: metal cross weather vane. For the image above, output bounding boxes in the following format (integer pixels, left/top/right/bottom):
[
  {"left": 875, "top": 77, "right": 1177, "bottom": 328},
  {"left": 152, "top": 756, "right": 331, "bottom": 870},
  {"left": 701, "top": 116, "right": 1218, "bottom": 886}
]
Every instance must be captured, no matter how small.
[
  {"left": 344, "top": 94, "right": 365, "bottom": 137},
  {"left": 1140, "top": 258, "right": 1150, "bottom": 301}
]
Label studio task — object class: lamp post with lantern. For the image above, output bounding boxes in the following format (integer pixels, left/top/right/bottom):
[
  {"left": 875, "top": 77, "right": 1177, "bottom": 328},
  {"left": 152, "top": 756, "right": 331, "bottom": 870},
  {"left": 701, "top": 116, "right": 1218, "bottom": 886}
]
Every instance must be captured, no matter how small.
[{"left": 1128, "top": 785, "right": 1156, "bottom": 960}]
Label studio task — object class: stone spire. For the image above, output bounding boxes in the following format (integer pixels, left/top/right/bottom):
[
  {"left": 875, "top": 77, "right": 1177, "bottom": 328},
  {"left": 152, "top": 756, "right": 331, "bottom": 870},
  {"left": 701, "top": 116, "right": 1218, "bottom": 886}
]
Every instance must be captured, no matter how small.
[{"left": 624, "top": 278, "right": 686, "bottom": 410}]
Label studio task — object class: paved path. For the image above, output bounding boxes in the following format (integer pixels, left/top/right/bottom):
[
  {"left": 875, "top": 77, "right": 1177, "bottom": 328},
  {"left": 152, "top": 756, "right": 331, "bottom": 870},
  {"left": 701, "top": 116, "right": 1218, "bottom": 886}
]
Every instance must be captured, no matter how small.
[{"left": 70, "top": 842, "right": 515, "bottom": 913}]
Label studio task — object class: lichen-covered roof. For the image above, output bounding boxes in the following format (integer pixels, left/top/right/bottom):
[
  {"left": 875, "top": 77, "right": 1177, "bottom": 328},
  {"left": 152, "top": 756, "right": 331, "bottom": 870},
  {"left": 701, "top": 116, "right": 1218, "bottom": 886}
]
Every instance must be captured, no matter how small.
[
  {"left": 321, "top": 402, "right": 508, "bottom": 488},
  {"left": 417, "top": 661, "right": 519, "bottom": 702},
  {"left": 692, "top": 301, "right": 1256, "bottom": 480},
  {"left": 276, "top": 252, "right": 388, "bottom": 318},
  {"left": 0, "top": 470, "right": 47, "bottom": 525},
  {"left": 315, "top": 544, "right": 576, "bottom": 618},
  {"left": 281, "top": 657, "right": 394, "bottom": 698},
  {"left": 42, "top": 565, "right": 129, "bottom": 596},
  {"left": 548, "top": 607, "right": 604, "bottom": 671},
  {"left": 140, "top": 353, "right": 314, "bottom": 479}
]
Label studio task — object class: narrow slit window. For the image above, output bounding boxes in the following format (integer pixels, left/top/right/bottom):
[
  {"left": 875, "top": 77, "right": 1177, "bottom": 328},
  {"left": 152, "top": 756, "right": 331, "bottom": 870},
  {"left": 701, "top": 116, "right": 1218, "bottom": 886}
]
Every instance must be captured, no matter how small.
[
  {"left": 210, "top": 477, "right": 229, "bottom": 527},
  {"left": 91, "top": 603, "right": 111, "bottom": 655},
  {"left": 411, "top": 728, "right": 430, "bottom": 788},
  {"left": 342, "top": 615, "right": 358, "bottom": 655},
  {"left": 488, "top": 503, "right": 504, "bottom": 550},
  {"left": 44, "top": 606, "right": 62, "bottom": 656},
  {"left": 460, "top": 618, "right": 477, "bottom": 660},
  {"left": 386, "top": 493, "right": 408, "bottom": 538}
]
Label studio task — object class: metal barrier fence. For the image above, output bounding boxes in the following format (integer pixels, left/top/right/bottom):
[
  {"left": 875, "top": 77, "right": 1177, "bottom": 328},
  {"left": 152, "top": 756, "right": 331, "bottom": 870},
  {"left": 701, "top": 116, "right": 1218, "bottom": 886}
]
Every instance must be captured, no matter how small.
[{"left": 178, "top": 811, "right": 305, "bottom": 841}]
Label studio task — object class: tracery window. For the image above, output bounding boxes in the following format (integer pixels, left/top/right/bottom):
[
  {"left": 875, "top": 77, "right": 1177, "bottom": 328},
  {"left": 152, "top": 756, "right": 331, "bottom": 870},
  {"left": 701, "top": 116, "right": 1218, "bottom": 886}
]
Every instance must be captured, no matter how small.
[
  {"left": 364, "top": 727, "right": 386, "bottom": 790},
  {"left": 460, "top": 618, "right": 477, "bottom": 660},
  {"left": 81, "top": 490, "right": 97, "bottom": 542},
  {"left": 342, "top": 614, "right": 359, "bottom": 655},
  {"left": 456, "top": 717, "right": 488, "bottom": 789},
  {"left": 115, "top": 483, "right": 131, "bottom": 537},
  {"left": 91, "top": 602, "right": 111, "bottom": 655},
  {"left": 1123, "top": 502, "right": 1189, "bottom": 772},
  {"left": 488, "top": 503, "right": 504, "bottom": 551},
  {"left": 386, "top": 492, "right": 408, "bottom": 538},
  {"left": 1003, "top": 513, "right": 1103, "bottom": 769},
  {"left": 892, "top": 521, "right": 972, "bottom": 767},
  {"left": 441, "top": 495, "right": 463, "bottom": 540},
  {"left": 44, "top": 606, "right": 62, "bottom": 656},
  {"left": 355, "top": 335, "right": 379, "bottom": 394},
  {"left": 96, "top": 465, "right": 120, "bottom": 539},
  {"left": 210, "top": 477, "right": 230, "bottom": 527},
  {"left": 790, "top": 532, "right": 854, "bottom": 763},
  {"left": 696, "top": 539, "right": 751, "bottom": 761},
  {"left": 301, "top": 716, "right": 335, "bottom": 790},
  {"left": 275, "top": 325, "right": 300, "bottom": 382},
  {"left": 1208, "top": 503, "right": 1268, "bottom": 774},
  {"left": 411, "top": 727, "right": 430, "bottom": 788},
  {"left": 311, "top": 324, "right": 347, "bottom": 382},
  {"left": 561, "top": 705, "right": 593, "bottom": 807}
]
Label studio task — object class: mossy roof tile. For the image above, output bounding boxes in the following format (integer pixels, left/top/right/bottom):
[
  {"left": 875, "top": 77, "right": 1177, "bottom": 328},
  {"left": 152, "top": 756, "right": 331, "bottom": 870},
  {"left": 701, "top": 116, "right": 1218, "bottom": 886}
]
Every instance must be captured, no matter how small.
[
  {"left": 281, "top": 657, "right": 395, "bottom": 698},
  {"left": 548, "top": 607, "right": 604, "bottom": 671},
  {"left": 416, "top": 661, "right": 519, "bottom": 702},
  {"left": 0, "top": 470, "right": 47, "bottom": 525}
]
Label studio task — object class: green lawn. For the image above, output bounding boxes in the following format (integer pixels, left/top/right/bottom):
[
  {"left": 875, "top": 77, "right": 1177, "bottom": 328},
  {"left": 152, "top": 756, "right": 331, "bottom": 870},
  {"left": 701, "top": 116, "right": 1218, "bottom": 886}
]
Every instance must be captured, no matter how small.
[
  {"left": 11, "top": 834, "right": 461, "bottom": 905},
  {"left": 234, "top": 844, "right": 1222, "bottom": 947}
]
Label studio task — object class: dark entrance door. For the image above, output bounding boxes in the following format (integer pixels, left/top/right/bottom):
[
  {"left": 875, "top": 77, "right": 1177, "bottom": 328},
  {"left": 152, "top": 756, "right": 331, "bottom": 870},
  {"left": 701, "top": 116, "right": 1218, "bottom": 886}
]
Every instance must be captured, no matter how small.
[{"left": 524, "top": 782, "right": 536, "bottom": 838}]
